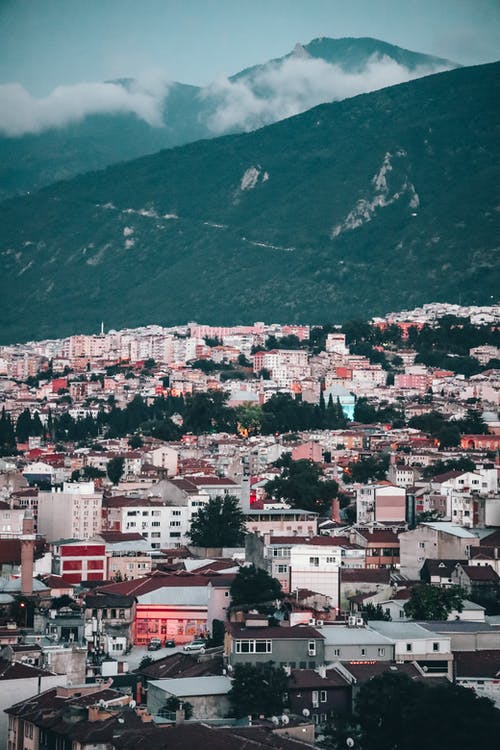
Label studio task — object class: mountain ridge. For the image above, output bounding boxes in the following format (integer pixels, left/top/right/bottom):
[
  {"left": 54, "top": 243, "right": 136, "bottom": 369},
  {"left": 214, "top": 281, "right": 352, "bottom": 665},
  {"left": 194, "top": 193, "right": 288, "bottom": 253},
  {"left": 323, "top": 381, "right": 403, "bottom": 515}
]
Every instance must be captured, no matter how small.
[
  {"left": 0, "top": 36, "right": 457, "bottom": 200},
  {"left": 0, "top": 62, "right": 498, "bottom": 344}
]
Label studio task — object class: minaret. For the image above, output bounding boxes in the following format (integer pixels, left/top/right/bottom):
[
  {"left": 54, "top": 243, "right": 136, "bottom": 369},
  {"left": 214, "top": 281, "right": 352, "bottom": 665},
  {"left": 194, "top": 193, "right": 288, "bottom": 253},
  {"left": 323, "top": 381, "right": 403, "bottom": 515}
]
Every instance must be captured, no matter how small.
[
  {"left": 100, "top": 321, "right": 105, "bottom": 336},
  {"left": 20, "top": 510, "right": 36, "bottom": 596}
]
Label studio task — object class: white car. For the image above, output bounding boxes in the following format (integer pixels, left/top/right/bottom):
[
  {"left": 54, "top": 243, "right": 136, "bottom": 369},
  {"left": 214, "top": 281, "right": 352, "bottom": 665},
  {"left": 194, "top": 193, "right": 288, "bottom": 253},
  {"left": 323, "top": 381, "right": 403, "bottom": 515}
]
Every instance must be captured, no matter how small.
[{"left": 183, "top": 638, "right": 206, "bottom": 653}]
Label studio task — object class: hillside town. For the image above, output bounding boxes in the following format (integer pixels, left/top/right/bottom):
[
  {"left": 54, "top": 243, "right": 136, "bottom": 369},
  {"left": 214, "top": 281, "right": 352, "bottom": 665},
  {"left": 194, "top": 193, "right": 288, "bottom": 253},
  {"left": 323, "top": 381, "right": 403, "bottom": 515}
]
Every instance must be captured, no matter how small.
[{"left": 1, "top": 302, "right": 500, "bottom": 748}]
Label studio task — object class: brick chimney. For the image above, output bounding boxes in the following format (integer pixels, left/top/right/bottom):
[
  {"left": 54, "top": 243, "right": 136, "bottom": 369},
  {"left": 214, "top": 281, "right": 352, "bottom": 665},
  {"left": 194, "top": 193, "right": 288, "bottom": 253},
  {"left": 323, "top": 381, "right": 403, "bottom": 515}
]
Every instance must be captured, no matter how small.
[
  {"left": 331, "top": 498, "right": 340, "bottom": 523},
  {"left": 20, "top": 510, "right": 35, "bottom": 596}
]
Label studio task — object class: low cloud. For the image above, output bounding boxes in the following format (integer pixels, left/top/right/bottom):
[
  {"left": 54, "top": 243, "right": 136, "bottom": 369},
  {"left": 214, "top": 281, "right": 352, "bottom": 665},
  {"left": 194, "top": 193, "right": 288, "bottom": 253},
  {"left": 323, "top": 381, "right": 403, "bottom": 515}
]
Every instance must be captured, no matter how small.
[
  {"left": 0, "top": 72, "right": 170, "bottom": 137},
  {"left": 202, "top": 54, "right": 450, "bottom": 134}
]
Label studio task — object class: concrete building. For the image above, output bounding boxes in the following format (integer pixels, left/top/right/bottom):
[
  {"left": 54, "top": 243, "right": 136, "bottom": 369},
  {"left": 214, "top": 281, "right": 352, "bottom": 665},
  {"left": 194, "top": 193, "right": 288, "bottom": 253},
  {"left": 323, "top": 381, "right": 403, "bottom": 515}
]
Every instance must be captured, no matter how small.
[
  {"left": 368, "top": 621, "right": 453, "bottom": 679},
  {"left": 289, "top": 542, "right": 342, "bottom": 609},
  {"left": 37, "top": 482, "right": 102, "bottom": 542},
  {"left": 318, "top": 623, "right": 395, "bottom": 663},
  {"left": 356, "top": 483, "right": 406, "bottom": 524},
  {"left": 399, "top": 522, "right": 483, "bottom": 579},
  {"left": 147, "top": 675, "right": 231, "bottom": 720}
]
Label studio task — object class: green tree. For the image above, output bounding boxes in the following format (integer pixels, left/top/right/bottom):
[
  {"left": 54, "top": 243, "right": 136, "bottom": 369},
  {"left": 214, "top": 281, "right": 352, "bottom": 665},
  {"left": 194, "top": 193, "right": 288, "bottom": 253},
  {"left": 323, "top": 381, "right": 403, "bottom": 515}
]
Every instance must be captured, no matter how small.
[
  {"left": 163, "top": 695, "right": 193, "bottom": 719},
  {"left": 265, "top": 454, "right": 338, "bottom": 513},
  {"left": 0, "top": 407, "right": 16, "bottom": 455},
  {"left": 230, "top": 564, "right": 283, "bottom": 612},
  {"left": 128, "top": 434, "right": 143, "bottom": 449},
  {"left": 206, "top": 618, "right": 225, "bottom": 648},
  {"left": 235, "top": 403, "right": 262, "bottom": 436},
  {"left": 363, "top": 603, "right": 391, "bottom": 621},
  {"left": 188, "top": 495, "right": 246, "bottom": 547},
  {"left": 107, "top": 456, "right": 125, "bottom": 485},
  {"left": 344, "top": 454, "right": 389, "bottom": 484},
  {"left": 403, "top": 584, "right": 464, "bottom": 620},
  {"left": 228, "top": 662, "right": 288, "bottom": 718}
]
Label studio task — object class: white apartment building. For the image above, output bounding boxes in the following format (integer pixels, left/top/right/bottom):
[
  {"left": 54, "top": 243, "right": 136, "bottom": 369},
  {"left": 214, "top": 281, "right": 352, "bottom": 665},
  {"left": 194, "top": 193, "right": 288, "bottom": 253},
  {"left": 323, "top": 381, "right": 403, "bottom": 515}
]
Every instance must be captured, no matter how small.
[
  {"left": 289, "top": 542, "right": 342, "bottom": 609},
  {"left": 37, "top": 481, "right": 102, "bottom": 542},
  {"left": 104, "top": 491, "right": 210, "bottom": 549}
]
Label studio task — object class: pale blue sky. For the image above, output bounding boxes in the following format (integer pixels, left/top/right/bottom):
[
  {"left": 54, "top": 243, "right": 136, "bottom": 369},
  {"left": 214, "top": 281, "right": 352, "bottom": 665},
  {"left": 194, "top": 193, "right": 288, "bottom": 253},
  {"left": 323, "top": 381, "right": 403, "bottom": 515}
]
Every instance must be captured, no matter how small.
[{"left": 0, "top": 0, "right": 498, "bottom": 94}]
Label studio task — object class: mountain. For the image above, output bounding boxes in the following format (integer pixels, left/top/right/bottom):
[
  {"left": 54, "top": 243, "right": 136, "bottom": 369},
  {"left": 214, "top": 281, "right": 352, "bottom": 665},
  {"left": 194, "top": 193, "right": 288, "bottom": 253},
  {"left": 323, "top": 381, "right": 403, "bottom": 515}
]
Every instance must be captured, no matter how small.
[
  {"left": 0, "top": 37, "right": 456, "bottom": 200},
  {"left": 0, "top": 62, "right": 498, "bottom": 344}
]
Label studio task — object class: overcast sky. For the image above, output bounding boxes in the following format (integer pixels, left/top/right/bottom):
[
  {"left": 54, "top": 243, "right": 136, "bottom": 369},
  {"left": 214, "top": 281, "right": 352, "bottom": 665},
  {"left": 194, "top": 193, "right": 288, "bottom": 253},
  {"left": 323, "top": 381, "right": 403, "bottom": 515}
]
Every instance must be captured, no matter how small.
[{"left": 1, "top": 0, "right": 499, "bottom": 94}]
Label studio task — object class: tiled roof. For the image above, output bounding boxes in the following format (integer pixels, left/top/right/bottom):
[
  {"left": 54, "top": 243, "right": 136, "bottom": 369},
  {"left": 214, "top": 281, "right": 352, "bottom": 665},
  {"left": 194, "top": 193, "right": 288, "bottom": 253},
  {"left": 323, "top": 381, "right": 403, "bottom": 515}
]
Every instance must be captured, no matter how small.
[
  {"left": 228, "top": 623, "right": 324, "bottom": 640},
  {"left": 288, "top": 668, "right": 349, "bottom": 689},
  {"left": 341, "top": 569, "right": 391, "bottom": 584},
  {"left": 0, "top": 659, "right": 54, "bottom": 680},
  {"left": 455, "top": 650, "right": 500, "bottom": 678}
]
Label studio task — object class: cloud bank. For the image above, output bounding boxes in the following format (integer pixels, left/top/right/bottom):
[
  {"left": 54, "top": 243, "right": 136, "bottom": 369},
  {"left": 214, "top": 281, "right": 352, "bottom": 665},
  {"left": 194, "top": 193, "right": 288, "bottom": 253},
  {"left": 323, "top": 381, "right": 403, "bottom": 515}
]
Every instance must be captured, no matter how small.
[
  {"left": 202, "top": 54, "right": 449, "bottom": 134},
  {"left": 0, "top": 73, "right": 170, "bottom": 137}
]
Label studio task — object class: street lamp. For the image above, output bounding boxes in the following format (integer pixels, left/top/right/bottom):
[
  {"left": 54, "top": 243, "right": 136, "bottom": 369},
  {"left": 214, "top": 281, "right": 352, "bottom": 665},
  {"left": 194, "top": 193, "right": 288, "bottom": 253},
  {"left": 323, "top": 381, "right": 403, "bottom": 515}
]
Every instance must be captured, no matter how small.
[{"left": 19, "top": 601, "right": 28, "bottom": 627}]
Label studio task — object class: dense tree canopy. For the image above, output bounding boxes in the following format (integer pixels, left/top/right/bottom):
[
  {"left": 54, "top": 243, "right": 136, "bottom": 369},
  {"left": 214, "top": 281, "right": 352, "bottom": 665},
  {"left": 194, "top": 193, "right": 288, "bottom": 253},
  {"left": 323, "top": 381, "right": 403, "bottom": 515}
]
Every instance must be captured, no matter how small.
[
  {"left": 404, "top": 584, "right": 464, "bottom": 620},
  {"left": 107, "top": 456, "right": 125, "bottom": 485},
  {"left": 265, "top": 453, "right": 338, "bottom": 513},
  {"left": 188, "top": 495, "right": 247, "bottom": 548},
  {"left": 230, "top": 564, "right": 283, "bottom": 612},
  {"left": 229, "top": 662, "right": 289, "bottom": 718}
]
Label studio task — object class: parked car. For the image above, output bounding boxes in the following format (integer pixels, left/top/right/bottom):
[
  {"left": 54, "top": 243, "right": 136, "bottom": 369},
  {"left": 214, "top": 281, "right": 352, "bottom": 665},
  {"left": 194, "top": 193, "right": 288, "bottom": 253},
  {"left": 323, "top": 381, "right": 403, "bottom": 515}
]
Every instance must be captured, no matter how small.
[
  {"left": 183, "top": 638, "right": 206, "bottom": 653},
  {"left": 147, "top": 638, "right": 162, "bottom": 651},
  {"left": 165, "top": 638, "right": 176, "bottom": 648}
]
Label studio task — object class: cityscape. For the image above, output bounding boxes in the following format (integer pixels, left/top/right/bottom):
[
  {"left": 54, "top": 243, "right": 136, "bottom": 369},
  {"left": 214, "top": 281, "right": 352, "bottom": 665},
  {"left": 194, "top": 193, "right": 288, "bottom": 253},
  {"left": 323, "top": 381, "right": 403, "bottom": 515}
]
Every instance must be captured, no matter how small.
[
  {"left": 1, "top": 302, "right": 499, "bottom": 747},
  {"left": 1, "top": 1, "right": 499, "bottom": 748}
]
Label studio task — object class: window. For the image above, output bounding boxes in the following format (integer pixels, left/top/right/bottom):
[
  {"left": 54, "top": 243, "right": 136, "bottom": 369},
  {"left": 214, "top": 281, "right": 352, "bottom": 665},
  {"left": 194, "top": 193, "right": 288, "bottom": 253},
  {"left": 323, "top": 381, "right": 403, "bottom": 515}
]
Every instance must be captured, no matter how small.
[
  {"left": 170, "top": 521, "right": 181, "bottom": 527},
  {"left": 433, "top": 642, "right": 440, "bottom": 652},
  {"left": 378, "top": 648, "right": 385, "bottom": 656},
  {"left": 308, "top": 641, "right": 316, "bottom": 656},
  {"left": 326, "top": 556, "right": 336, "bottom": 563},
  {"left": 234, "top": 640, "right": 272, "bottom": 654},
  {"left": 320, "top": 713, "right": 328, "bottom": 723},
  {"left": 309, "top": 557, "right": 319, "bottom": 567},
  {"left": 320, "top": 690, "right": 327, "bottom": 703},
  {"left": 312, "top": 690, "right": 319, "bottom": 708},
  {"left": 333, "top": 648, "right": 341, "bottom": 657},
  {"left": 360, "top": 648, "right": 366, "bottom": 656},
  {"left": 406, "top": 643, "right": 412, "bottom": 652},
  {"left": 418, "top": 542, "right": 425, "bottom": 549},
  {"left": 277, "top": 564, "right": 288, "bottom": 574}
]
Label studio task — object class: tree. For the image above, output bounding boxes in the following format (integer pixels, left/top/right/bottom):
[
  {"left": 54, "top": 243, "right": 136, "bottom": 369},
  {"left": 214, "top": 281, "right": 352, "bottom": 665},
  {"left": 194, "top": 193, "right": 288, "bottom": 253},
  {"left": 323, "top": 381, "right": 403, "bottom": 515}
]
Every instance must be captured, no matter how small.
[
  {"left": 362, "top": 603, "right": 391, "bottom": 621},
  {"left": 403, "top": 584, "right": 464, "bottom": 620},
  {"left": 344, "top": 454, "right": 389, "bottom": 484},
  {"left": 206, "top": 618, "right": 225, "bottom": 648},
  {"left": 354, "top": 672, "right": 426, "bottom": 750},
  {"left": 328, "top": 671, "right": 500, "bottom": 750},
  {"left": 128, "top": 434, "right": 143, "bottom": 449},
  {"left": 235, "top": 403, "right": 262, "bottom": 437},
  {"left": 188, "top": 495, "right": 246, "bottom": 547},
  {"left": 265, "top": 454, "right": 338, "bottom": 514},
  {"left": 163, "top": 695, "right": 193, "bottom": 719},
  {"left": 139, "top": 655, "right": 154, "bottom": 670},
  {"left": 230, "top": 564, "right": 283, "bottom": 612},
  {"left": 107, "top": 456, "right": 125, "bottom": 485},
  {"left": 228, "top": 662, "right": 288, "bottom": 718}
]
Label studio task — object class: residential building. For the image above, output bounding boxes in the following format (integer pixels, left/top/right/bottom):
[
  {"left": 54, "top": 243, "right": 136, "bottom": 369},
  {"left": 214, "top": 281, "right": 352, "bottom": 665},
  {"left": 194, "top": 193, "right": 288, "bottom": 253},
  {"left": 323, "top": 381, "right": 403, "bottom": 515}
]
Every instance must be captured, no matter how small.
[
  {"left": 356, "top": 483, "right": 406, "bottom": 524},
  {"left": 37, "top": 482, "right": 102, "bottom": 541},
  {"left": 399, "top": 522, "right": 482, "bottom": 579},
  {"left": 368, "top": 621, "right": 453, "bottom": 678},
  {"left": 225, "top": 619, "right": 325, "bottom": 671}
]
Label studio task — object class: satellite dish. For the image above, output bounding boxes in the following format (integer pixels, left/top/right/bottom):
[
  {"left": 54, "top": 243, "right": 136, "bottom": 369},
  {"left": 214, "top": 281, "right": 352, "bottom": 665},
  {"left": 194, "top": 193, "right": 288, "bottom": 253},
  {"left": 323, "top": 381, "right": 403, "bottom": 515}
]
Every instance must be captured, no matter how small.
[
  {"left": 98, "top": 699, "right": 106, "bottom": 709},
  {"left": 129, "top": 700, "right": 136, "bottom": 709},
  {"left": 271, "top": 716, "right": 280, "bottom": 725},
  {"left": 281, "top": 715, "right": 289, "bottom": 725},
  {"left": 302, "top": 708, "right": 310, "bottom": 717},
  {"left": 346, "top": 739, "right": 355, "bottom": 748}
]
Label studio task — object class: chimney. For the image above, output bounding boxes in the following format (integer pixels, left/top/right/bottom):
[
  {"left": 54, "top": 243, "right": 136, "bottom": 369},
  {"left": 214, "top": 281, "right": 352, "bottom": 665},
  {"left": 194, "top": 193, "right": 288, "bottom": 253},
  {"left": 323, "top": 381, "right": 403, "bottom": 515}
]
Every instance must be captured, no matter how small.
[
  {"left": 331, "top": 498, "right": 340, "bottom": 523},
  {"left": 21, "top": 510, "right": 35, "bottom": 596}
]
